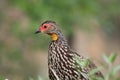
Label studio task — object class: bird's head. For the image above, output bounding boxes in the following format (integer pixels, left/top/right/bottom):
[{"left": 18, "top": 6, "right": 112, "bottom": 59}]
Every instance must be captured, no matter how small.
[{"left": 35, "top": 21, "right": 60, "bottom": 41}]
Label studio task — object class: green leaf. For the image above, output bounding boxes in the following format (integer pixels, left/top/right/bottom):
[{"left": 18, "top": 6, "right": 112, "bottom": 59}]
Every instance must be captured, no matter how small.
[
  {"left": 110, "top": 64, "right": 120, "bottom": 77},
  {"left": 102, "top": 54, "right": 111, "bottom": 65},
  {"left": 73, "top": 54, "right": 90, "bottom": 68},
  {"left": 109, "top": 53, "right": 117, "bottom": 63},
  {"left": 89, "top": 67, "right": 104, "bottom": 80},
  {"left": 89, "top": 67, "right": 102, "bottom": 76}
]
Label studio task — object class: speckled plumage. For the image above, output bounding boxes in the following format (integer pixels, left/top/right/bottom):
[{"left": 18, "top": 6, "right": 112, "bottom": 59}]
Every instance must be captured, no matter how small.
[{"left": 36, "top": 21, "right": 104, "bottom": 80}]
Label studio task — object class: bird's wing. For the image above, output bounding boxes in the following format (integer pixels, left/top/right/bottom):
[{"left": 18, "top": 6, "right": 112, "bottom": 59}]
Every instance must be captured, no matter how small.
[
  {"left": 71, "top": 52, "right": 104, "bottom": 79},
  {"left": 72, "top": 53, "right": 90, "bottom": 79}
]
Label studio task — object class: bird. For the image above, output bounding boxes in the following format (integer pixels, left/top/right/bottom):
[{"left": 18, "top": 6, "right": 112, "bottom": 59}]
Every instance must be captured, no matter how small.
[{"left": 35, "top": 20, "right": 104, "bottom": 80}]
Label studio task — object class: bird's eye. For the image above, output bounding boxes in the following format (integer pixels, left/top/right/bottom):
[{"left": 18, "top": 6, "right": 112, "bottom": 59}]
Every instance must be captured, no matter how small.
[{"left": 44, "top": 26, "right": 47, "bottom": 28}]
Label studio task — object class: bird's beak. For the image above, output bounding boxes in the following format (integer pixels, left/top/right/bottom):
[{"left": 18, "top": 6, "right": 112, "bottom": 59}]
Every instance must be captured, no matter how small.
[{"left": 35, "top": 30, "right": 41, "bottom": 34}]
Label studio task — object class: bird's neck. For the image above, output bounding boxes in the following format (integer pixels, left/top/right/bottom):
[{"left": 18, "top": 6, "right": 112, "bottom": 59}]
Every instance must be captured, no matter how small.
[
  {"left": 51, "top": 31, "right": 68, "bottom": 46},
  {"left": 51, "top": 33, "right": 59, "bottom": 41}
]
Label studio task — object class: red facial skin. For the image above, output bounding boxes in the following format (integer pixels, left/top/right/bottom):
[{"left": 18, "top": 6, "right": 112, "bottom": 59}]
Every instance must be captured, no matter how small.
[{"left": 39, "top": 24, "right": 51, "bottom": 33}]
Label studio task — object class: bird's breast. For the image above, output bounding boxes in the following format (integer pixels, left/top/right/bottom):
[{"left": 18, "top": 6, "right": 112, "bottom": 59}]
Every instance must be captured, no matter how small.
[{"left": 48, "top": 42, "right": 82, "bottom": 79}]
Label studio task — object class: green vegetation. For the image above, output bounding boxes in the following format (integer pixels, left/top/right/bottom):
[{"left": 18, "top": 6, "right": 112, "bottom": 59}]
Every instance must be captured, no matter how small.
[{"left": 102, "top": 53, "right": 120, "bottom": 80}]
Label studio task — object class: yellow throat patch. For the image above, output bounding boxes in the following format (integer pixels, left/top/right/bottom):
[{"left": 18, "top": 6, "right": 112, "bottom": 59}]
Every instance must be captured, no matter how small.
[{"left": 51, "top": 33, "right": 58, "bottom": 41}]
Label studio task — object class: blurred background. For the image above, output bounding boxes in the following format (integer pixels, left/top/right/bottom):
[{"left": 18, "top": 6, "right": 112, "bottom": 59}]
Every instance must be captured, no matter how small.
[{"left": 0, "top": 0, "right": 120, "bottom": 80}]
